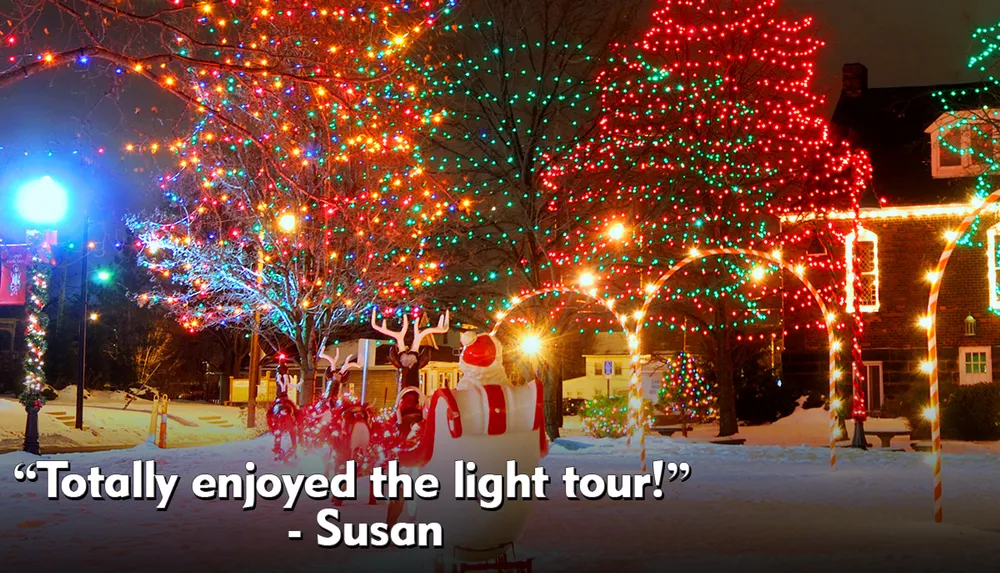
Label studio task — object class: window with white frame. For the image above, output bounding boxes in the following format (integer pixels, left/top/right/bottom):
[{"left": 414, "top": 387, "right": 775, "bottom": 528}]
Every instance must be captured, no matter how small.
[
  {"left": 926, "top": 111, "right": 1000, "bottom": 179},
  {"left": 959, "top": 346, "right": 992, "bottom": 385},
  {"left": 845, "top": 228, "right": 879, "bottom": 313},
  {"left": 988, "top": 224, "right": 1000, "bottom": 310}
]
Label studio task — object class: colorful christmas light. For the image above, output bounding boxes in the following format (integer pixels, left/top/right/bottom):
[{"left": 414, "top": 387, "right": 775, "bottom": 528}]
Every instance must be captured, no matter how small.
[
  {"left": 659, "top": 352, "right": 715, "bottom": 422},
  {"left": 539, "top": 0, "right": 872, "bottom": 434},
  {"left": 19, "top": 231, "right": 53, "bottom": 410},
  {"left": 121, "top": 1, "right": 459, "bottom": 404}
]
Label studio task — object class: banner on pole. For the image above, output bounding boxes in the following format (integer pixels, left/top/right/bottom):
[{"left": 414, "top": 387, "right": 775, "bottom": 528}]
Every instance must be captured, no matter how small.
[{"left": 0, "top": 245, "right": 29, "bottom": 306}]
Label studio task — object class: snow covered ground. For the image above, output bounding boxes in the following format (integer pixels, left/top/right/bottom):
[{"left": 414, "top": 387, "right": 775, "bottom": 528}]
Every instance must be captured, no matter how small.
[
  {"left": 0, "top": 388, "right": 264, "bottom": 452},
  {"left": 1, "top": 432, "right": 998, "bottom": 572},
  {"left": 566, "top": 400, "right": 1000, "bottom": 455}
]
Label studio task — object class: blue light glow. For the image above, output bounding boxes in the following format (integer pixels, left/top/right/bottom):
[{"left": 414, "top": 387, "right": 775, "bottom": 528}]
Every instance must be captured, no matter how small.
[{"left": 15, "top": 176, "right": 69, "bottom": 225}]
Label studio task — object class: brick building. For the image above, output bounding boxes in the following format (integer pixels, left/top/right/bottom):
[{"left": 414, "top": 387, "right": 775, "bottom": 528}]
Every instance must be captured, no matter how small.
[{"left": 781, "top": 64, "right": 999, "bottom": 417}]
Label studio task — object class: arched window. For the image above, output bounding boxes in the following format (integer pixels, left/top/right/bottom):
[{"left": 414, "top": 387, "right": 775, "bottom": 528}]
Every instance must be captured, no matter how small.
[
  {"left": 988, "top": 223, "right": 1000, "bottom": 310},
  {"left": 846, "top": 228, "right": 879, "bottom": 313}
]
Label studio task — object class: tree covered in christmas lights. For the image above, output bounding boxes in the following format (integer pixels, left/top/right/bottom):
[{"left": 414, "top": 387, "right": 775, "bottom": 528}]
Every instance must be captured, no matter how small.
[
  {"left": 659, "top": 352, "right": 715, "bottom": 423},
  {"left": 933, "top": 23, "right": 1000, "bottom": 259},
  {"left": 581, "top": 393, "right": 656, "bottom": 439},
  {"left": 406, "top": 0, "right": 641, "bottom": 438},
  {"left": 123, "top": 1, "right": 457, "bottom": 404},
  {"left": 408, "top": 0, "right": 638, "bottom": 297},
  {"left": 545, "top": 0, "right": 870, "bottom": 437}
]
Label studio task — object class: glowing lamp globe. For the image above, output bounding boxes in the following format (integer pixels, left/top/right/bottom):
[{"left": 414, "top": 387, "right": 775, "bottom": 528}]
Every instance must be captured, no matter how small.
[
  {"left": 16, "top": 176, "right": 69, "bottom": 226},
  {"left": 520, "top": 334, "right": 542, "bottom": 357}
]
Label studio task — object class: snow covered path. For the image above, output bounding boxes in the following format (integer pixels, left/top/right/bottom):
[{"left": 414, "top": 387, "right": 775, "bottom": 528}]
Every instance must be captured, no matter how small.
[{"left": 1, "top": 435, "right": 998, "bottom": 572}]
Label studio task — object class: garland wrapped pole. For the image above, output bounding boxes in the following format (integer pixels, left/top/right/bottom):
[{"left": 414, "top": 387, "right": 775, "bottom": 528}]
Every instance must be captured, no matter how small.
[
  {"left": 848, "top": 203, "right": 869, "bottom": 450},
  {"left": 20, "top": 231, "right": 55, "bottom": 455},
  {"left": 924, "top": 190, "right": 1000, "bottom": 524}
]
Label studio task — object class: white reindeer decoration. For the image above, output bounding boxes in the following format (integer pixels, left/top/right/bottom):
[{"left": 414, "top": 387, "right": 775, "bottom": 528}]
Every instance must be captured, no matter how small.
[
  {"left": 370, "top": 310, "right": 450, "bottom": 434},
  {"left": 316, "top": 347, "right": 363, "bottom": 399}
]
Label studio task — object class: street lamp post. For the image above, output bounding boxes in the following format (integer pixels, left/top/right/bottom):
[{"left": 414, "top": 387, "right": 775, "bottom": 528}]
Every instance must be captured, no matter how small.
[
  {"left": 76, "top": 215, "right": 89, "bottom": 430},
  {"left": 14, "top": 176, "right": 69, "bottom": 454}
]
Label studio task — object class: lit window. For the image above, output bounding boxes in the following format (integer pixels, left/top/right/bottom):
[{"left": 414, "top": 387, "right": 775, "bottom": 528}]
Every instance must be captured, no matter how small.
[
  {"left": 845, "top": 228, "right": 879, "bottom": 313},
  {"left": 988, "top": 223, "right": 1000, "bottom": 310},
  {"left": 966, "top": 352, "right": 987, "bottom": 374},
  {"left": 959, "top": 346, "right": 991, "bottom": 385}
]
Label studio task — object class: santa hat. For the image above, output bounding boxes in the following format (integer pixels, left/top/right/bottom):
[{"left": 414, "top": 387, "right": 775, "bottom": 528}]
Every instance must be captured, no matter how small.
[{"left": 460, "top": 331, "right": 500, "bottom": 368}]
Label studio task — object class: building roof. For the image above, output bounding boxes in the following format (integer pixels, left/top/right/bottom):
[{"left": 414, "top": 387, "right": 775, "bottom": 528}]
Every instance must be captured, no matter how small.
[{"left": 831, "top": 69, "right": 990, "bottom": 206}]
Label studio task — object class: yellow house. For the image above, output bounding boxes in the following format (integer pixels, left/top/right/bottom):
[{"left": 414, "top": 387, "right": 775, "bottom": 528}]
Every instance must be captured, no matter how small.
[
  {"left": 563, "top": 354, "right": 669, "bottom": 402},
  {"left": 563, "top": 354, "right": 631, "bottom": 399},
  {"left": 316, "top": 333, "right": 463, "bottom": 409},
  {"left": 227, "top": 369, "right": 297, "bottom": 404}
]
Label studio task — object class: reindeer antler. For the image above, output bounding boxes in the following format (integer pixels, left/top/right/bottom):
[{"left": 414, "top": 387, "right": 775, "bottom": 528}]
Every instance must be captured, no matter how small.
[
  {"left": 339, "top": 354, "right": 362, "bottom": 374},
  {"left": 412, "top": 310, "right": 450, "bottom": 352},
  {"left": 371, "top": 309, "right": 409, "bottom": 351},
  {"left": 318, "top": 347, "right": 339, "bottom": 372}
]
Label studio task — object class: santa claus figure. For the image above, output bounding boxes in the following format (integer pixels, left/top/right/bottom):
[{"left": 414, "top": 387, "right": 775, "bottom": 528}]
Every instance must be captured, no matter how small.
[{"left": 457, "top": 331, "right": 511, "bottom": 389}]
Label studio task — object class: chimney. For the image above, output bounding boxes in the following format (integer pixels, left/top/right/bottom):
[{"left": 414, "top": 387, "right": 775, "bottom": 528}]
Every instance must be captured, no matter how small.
[{"left": 842, "top": 63, "right": 868, "bottom": 97}]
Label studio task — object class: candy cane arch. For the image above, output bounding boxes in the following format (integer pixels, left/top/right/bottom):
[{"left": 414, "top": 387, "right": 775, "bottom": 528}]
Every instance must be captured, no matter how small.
[
  {"left": 924, "top": 190, "right": 1000, "bottom": 524},
  {"left": 491, "top": 286, "right": 643, "bottom": 464},
  {"left": 638, "top": 247, "right": 844, "bottom": 469}
]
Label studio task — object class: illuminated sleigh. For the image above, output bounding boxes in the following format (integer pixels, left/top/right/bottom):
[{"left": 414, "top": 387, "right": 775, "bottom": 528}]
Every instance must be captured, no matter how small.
[{"left": 399, "top": 379, "right": 548, "bottom": 568}]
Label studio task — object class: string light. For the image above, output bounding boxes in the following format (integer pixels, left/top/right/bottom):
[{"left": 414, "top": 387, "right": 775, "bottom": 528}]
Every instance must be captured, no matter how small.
[
  {"left": 124, "top": 1, "right": 458, "bottom": 366},
  {"left": 17, "top": 232, "right": 53, "bottom": 410},
  {"left": 659, "top": 352, "right": 716, "bottom": 422}
]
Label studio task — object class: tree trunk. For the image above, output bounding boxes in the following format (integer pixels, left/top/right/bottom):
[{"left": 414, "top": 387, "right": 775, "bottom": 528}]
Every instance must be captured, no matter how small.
[
  {"left": 225, "top": 348, "right": 240, "bottom": 379},
  {"left": 542, "top": 366, "right": 560, "bottom": 441},
  {"left": 714, "top": 331, "right": 739, "bottom": 437},
  {"left": 298, "top": 346, "right": 316, "bottom": 407}
]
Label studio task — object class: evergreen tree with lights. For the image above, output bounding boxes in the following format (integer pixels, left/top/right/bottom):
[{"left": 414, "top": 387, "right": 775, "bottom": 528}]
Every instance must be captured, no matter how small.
[
  {"left": 659, "top": 352, "right": 715, "bottom": 425},
  {"left": 545, "top": 0, "right": 871, "bottom": 437},
  {"left": 125, "top": 2, "right": 456, "bottom": 404}
]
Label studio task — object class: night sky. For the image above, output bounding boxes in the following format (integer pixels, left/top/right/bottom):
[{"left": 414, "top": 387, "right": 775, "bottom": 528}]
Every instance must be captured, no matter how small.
[{"left": 1, "top": 0, "right": 999, "bottom": 246}]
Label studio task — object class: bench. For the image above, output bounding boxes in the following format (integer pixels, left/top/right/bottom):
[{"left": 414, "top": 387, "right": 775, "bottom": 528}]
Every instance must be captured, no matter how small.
[
  {"left": 650, "top": 425, "right": 691, "bottom": 437},
  {"left": 710, "top": 438, "right": 746, "bottom": 446},
  {"left": 866, "top": 430, "right": 911, "bottom": 449},
  {"left": 911, "top": 442, "right": 933, "bottom": 453}
]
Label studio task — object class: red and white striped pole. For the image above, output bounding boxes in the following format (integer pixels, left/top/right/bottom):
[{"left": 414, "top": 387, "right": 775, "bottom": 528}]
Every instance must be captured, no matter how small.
[
  {"left": 157, "top": 396, "right": 168, "bottom": 449},
  {"left": 924, "top": 190, "right": 1000, "bottom": 523},
  {"left": 495, "top": 248, "right": 840, "bottom": 474},
  {"left": 827, "top": 321, "right": 840, "bottom": 469}
]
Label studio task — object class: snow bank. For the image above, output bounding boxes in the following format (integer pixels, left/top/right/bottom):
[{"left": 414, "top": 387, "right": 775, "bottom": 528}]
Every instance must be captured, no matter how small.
[{"left": 0, "top": 434, "right": 997, "bottom": 572}]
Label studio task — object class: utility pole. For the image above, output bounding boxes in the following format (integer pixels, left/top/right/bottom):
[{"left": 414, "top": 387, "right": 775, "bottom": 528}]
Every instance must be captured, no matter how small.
[
  {"left": 359, "top": 338, "right": 371, "bottom": 402},
  {"left": 246, "top": 248, "right": 263, "bottom": 429},
  {"left": 75, "top": 216, "right": 89, "bottom": 430}
]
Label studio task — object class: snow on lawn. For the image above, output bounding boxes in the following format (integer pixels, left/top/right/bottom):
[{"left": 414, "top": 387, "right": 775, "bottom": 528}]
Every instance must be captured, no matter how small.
[
  {"left": 0, "top": 388, "right": 264, "bottom": 452},
  {"left": 569, "top": 399, "right": 1000, "bottom": 455},
  {"left": 1, "top": 434, "right": 998, "bottom": 572}
]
